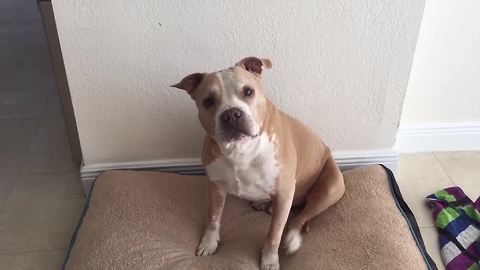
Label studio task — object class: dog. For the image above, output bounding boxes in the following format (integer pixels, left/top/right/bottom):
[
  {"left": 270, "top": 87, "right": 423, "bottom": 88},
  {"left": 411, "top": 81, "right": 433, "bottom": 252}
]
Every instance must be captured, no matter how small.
[{"left": 172, "top": 57, "right": 345, "bottom": 270}]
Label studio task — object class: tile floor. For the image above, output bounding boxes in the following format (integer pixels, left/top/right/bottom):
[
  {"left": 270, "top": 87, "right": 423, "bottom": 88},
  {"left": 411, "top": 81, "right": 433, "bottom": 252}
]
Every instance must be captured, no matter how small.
[
  {"left": 0, "top": 0, "right": 83, "bottom": 269},
  {"left": 1, "top": 1, "right": 479, "bottom": 270},
  {"left": 396, "top": 152, "right": 480, "bottom": 270}
]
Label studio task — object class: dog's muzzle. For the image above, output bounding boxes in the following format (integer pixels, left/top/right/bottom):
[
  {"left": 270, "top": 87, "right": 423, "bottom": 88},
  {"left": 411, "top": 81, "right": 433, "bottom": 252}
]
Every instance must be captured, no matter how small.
[{"left": 220, "top": 108, "right": 253, "bottom": 141}]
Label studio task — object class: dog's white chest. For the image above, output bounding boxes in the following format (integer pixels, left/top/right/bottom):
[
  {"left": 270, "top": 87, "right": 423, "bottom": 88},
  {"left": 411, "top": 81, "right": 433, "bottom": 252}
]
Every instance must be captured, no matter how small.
[{"left": 206, "top": 134, "right": 279, "bottom": 201}]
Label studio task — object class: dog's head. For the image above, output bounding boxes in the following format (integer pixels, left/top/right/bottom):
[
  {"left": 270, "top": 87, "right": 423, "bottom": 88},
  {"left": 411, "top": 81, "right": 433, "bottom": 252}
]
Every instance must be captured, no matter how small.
[{"left": 172, "top": 57, "right": 272, "bottom": 147}]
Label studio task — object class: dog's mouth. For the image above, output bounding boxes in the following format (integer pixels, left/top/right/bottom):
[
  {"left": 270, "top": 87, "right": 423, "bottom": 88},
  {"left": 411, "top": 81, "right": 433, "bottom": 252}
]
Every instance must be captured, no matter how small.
[{"left": 223, "top": 128, "right": 257, "bottom": 142}]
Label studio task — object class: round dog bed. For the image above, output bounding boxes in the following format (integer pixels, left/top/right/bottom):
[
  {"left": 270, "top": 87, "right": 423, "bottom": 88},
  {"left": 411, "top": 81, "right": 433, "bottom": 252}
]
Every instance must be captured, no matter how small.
[{"left": 63, "top": 165, "right": 437, "bottom": 270}]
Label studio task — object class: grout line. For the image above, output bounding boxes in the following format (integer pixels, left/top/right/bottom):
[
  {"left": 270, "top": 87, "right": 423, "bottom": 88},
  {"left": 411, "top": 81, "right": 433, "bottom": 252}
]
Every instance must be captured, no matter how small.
[
  {"left": 432, "top": 153, "right": 457, "bottom": 186},
  {"left": 12, "top": 117, "right": 80, "bottom": 177},
  {"left": 0, "top": 248, "right": 65, "bottom": 256},
  {"left": 0, "top": 176, "right": 15, "bottom": 212},
  {"left": 0, "top": 119, "right": 42, "bottom": 214}
]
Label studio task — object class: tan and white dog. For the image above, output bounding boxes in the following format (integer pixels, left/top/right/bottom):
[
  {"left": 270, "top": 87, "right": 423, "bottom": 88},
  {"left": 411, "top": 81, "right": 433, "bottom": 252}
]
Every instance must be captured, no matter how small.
[{"left": 172, "top": 57, "right": 345, "bottom": 270}]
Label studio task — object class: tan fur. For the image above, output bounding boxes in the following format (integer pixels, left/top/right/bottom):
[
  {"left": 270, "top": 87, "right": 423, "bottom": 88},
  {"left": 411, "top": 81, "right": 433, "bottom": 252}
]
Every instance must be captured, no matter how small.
[
  {"left": 172, "top": 57, "right": 345, "bottom": 270},
  {"left": 262, "top": 99, "right": 332, "bottom": 204}
]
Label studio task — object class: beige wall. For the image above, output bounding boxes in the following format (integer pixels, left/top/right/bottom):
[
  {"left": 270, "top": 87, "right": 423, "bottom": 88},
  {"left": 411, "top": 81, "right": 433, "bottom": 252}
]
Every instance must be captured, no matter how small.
[
  {"left": 402, "top": 0, "right": 480, "bottom": 123},
  {"left": 52, "top": 1, "right": 425, "bottom": 165}
]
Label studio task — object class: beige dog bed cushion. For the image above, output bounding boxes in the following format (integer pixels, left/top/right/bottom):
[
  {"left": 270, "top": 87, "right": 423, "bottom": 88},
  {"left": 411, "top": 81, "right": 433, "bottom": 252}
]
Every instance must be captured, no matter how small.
[{"left": 63, "top": 165, "right": 437, "bottom": 270}]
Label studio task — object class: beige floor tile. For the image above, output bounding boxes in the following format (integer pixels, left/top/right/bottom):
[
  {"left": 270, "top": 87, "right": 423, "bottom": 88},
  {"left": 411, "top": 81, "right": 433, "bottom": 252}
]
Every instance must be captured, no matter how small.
[
  {"left": 0, "top": 0, "right": 22, "bottom": 25},
  {"left": 0, "top": 173, "right": 84, "bottom": 252},
  {"left": 42, "top": 91, "right": 63, "bottom": 118},
  {"left": 0, "top": 119, "right": 38, "bottom": 175},
  {"left": 0, "top": 18, "right": 48, "bottom": 47},
  {"left": 0, "top": 88, "right": 53, "bottom": 119},
  {"left": 420, "top": 227, "right": 445, "bottom": 270},
  {"left": 0, "top": 76, "right": 57, "bottom": 120},
  {"left": 0, "top": 250, "right": 65, "bottom": 270},
  {"left": 0, "top": 0, "right": 41, "bottom": 25},
  {"left": 399, "top": 178, "right": 448, "bottom": 227},
  {"left": 396, "top": 153, "right": 451, "bottom": 180},
  {"left": 8, "top": 173, "right": 84, "bottom": 202},
  {"left": 19, "top": 45, "right": 55, "bottom": 78},
  {"left": 20, "top": 118, "right": 78, "bottom": 174},
  {"left": 396, "top": 154, "right": 454, "bottom": 227},
  {"left": 1, "top": 77, "right": 56, "bottom": 94},
  {"left": 0, "top": 46, "right": 21, "bottom": 75},
  {"left": 0, "top": 44, "right": 53, "bottom": 80},
  {"left": 434, "top": 152, "right": 480, "bottom": 200},
  {"left": 0, "top": 197, "right": 84, "bottom": 253}
]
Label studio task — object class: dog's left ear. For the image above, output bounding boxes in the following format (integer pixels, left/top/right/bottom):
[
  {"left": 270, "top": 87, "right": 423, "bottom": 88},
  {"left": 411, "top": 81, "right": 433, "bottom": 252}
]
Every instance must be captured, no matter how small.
[
  {"left": 171, "top": 73, "right": 204, "bottom": 96},
  {"left": 236, "top": 57, "right": 272, "bottom": 77}
]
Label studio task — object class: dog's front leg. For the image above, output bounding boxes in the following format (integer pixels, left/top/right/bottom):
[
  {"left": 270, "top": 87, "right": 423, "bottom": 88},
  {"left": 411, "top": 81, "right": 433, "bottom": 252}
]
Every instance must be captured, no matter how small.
[
  {"left": 261, "top": 184, "right": 295, "bottom": 270},
  {"left": 196, "top": 181, "right": 226, "bottom": 256}
]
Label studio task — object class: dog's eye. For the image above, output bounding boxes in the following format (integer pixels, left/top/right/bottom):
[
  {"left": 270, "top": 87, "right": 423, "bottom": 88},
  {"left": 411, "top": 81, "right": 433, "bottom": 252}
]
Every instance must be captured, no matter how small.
[
  {"left": 202, "top": 97, "right": 215, "bottom": 108},
  {"left": 243, "top": 86, "right": 254, "bottom": 97}
]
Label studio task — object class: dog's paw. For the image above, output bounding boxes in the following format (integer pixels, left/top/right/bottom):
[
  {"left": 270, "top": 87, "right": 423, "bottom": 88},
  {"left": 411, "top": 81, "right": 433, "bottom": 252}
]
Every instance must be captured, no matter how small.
[
  {"left": 260, "top": 258, "right": 280, "bottom": 270},
  {"left": 195, "top": 242, "right": 218, "bottom": 256},
  {"left": 260, "top": 250, "right": 279, "bottom": 270},
  {"left": 283, "top": 228, "right": 302, "bottom": 255},
  {"left": 195, "top": 230, "right": 219, "bottom": 256},
  {"left": 260, "top": 262, "right": 280, "bottom": 270}
]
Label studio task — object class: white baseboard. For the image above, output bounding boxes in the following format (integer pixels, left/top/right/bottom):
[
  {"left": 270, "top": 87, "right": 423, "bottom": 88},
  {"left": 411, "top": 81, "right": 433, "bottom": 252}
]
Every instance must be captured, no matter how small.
[
  {"left": 395, "top": 122, "right": 480, "bottom": 153},
  {"left": 80, "top": 158, "right": 204, "bottom": 194},
  {"left": 80, "top": 149, "right": 398, "bottom": 194},
  {"left": 333, "top": 150, "right": 398, "bottom": 171}
]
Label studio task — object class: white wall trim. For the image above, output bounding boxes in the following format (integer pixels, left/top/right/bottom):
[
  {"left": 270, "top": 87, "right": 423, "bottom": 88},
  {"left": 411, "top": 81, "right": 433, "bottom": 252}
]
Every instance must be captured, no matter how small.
[
  {"left": 80, "top": 150, "right": 398, "bottom": 193},
  {"left": 333, "top": 150, "right": 398, "bottom": 171},
  {"left": 395, "top": 122, "right": 480, "bottom": 153}
]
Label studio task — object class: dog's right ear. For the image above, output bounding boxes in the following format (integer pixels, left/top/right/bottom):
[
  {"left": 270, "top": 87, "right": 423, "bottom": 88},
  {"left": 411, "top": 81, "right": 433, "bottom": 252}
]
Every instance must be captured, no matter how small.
[
  {"left": 171, "top": 73, "right": 204, "bottom": 96},
  {"left": 236, "top": 57, "right": 272, "bottom": 77}
]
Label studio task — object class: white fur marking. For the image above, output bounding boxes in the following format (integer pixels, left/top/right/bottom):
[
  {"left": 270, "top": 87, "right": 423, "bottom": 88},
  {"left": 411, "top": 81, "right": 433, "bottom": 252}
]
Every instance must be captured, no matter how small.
[
  {"left": 283, "top": 229, "right": 302, "bottom": 254},
  {"left": 206, "top": 133, "right": 279, "bottom": 201},
  {"left": 213, "top": 71, "right": 259, "bottom": 142},
  {"left": 196, "top": 228, "right": 220, "bottom": 256},
  {"left": 261, "top": 248, "right": 280, "bottom": 270}
]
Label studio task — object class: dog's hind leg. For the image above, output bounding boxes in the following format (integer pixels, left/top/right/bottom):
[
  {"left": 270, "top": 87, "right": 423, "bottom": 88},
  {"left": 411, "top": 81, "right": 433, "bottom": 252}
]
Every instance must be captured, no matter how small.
[{"left": 283, "top": 156, "right": 345, "bottom": 254}]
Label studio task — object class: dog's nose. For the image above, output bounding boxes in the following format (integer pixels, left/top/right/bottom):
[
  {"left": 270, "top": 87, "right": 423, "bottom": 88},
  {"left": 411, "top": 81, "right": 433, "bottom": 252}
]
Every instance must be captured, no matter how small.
[{"left": 221, "top": 108, "right": 243, "bottom": 124}]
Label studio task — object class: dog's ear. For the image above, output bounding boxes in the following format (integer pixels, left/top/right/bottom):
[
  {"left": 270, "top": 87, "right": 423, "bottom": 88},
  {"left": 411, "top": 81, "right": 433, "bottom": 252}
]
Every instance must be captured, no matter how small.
[
  {"left": 171, "top": 73, "right": 204, "bottom": 95},
  {"left": 236, "top": 57, "right": 272, "bottom": 76}
]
